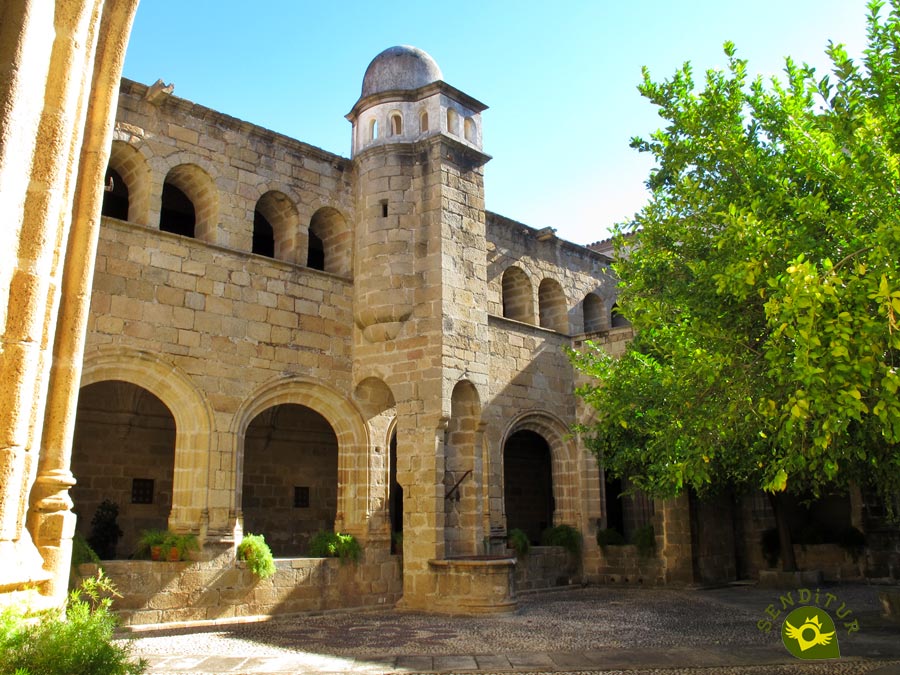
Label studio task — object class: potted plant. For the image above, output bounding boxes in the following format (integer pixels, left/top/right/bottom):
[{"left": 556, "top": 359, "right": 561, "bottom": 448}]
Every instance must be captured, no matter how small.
[
  {"left": 137, "top": 529, "right": 198, "bottom": 561},
  {"left": 237, "top": 533, "right": 276, "bottom": 579},
  {"left": 165, "top": 532, "right": 199, "bottom": 561},
  {"left": 136, "top": 528, "right": 168, "bottom": 560}
]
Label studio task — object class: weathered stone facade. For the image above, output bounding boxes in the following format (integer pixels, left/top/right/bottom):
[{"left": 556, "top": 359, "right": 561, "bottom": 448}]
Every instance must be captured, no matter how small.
[
  {"left": 61, "top": 47, "right": 635, "bottom": 621},
  {"left": 5, "top": 16, "right": 896, "bottom": 621}
]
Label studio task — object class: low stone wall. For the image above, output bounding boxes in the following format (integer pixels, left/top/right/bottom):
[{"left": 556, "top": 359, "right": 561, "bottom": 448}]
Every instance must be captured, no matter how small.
[
  {"left": 596, "top": 545, "right": 665, "bottom": 585},
  {"left": 795, "top": 544, "right": 863, "bottom": 581},
  {"left": 78, "top": 547, "right": 402, "bottom": 626},
  {"left": 514, "top": 546, "right": 581, "bottom": 592}
]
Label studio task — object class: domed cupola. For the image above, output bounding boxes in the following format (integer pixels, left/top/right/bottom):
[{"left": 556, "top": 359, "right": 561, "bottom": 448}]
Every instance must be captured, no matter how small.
[
  {"left": 361, "top": 46, "right": 443, "bottom": 98},
  {"left": 347, "top": 45, "right": 488, "bottom": 157}
]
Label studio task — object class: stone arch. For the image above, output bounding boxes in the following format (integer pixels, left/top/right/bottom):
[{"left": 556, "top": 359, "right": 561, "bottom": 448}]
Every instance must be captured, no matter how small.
[
  {"left": 71, "top": 380, "right": 175, "bottom": 558},
  {"left": 79, "top": 348, "right": 213, "bottom": 534},
  {"left": 160, "top": 162, "right": 218, "bottom": 243},
  {"left": 243, "top": 403, "right": 338, "bottom": 555},
  {"left": 583, "top": 291, "right": 607, "bottom": 333},
  {"left": 308, "top": 205, "right": 352, "bottom": 277},
  {"left": 501, "top": 265, "right": 535, "bottom": 324},
  {"left": 254, "top": 189, "right": 299, "bottom": 262},
  {"left": 419, "top": 109, "right": 429, "bottom": 133},
  {"left": 538, "top": 278, "right": 568, "bottom": 333},
  {"left": 103, "top": 140, "right": 150, "bottom": 224},
  {"left": 232, "top": 378, "right": 369, "bottom": 538},
  {"left": 501, "top": 411, "right": 578, "bottom": 538},
  {"left": 444, "top": 379, "right": 483, "bottom": 557}
]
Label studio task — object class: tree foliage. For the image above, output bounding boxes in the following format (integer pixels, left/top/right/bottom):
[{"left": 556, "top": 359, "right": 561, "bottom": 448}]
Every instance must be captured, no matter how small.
[{"left": 573, "top": 1, "right": 900, "bottom": 510}]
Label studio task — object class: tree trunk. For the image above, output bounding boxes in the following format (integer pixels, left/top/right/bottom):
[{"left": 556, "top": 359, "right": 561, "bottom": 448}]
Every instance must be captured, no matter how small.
[{"left": 768, "top": 492, "right": 798, "bottom": 572}]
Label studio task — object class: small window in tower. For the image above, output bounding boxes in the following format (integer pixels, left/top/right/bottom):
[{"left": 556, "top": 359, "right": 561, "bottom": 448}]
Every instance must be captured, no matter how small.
[
  {"left": 131, "top": 478, "right": 154, "bottom": 504},
  {"left": 380, "top": 200, "right": 388, "bottom": 218},
  {"left": 419, "top": 110, "right": 429, "bottom": 132},
  {"left": 294, "top": 486, "right": 310, "bottom": 508},
  {"left": 447, "top": 108, "right": 459, "bottom": 135},
  {"left": 390, "top": 113, "right": 402, "bottom": 136},
  {"left": 464, "top": 118, "right": 476, "bottom": 143},
  {"left": 369, "top": 118, "right": 378, "bottom": 140}
]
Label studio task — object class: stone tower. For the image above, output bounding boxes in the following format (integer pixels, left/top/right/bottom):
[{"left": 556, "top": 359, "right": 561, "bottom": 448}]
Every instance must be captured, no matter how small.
[{"left": 346, "top": 46, "right": 498, "bottom": 610}]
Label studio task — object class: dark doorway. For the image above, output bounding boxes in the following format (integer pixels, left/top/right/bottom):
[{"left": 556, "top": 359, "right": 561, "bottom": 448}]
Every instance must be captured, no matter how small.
[{"left": 503, "top": 429, "right": 553, "bottom": 544}]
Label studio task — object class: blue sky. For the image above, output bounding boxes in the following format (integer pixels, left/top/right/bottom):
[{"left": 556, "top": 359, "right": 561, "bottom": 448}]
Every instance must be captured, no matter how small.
[{"left": 122, "top": 1, "right": 870, "bottom": 245}]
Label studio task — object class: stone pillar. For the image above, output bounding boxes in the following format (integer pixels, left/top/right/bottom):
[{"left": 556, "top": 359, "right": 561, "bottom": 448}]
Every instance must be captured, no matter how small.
[
  {"left": 0, "top": 0, "right": 138, "bottom": 608},
  {"left": 658, "top": 494, "right": 694, "bottom": 584}
]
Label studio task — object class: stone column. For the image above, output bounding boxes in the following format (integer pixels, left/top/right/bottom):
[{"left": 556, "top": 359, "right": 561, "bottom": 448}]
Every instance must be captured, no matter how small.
[{"left": 0, "top": 0, "right": 138, "bottom": 608}]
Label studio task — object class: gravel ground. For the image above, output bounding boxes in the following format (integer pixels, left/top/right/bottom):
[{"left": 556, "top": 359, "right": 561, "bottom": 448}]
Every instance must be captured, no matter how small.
[{"left": 120, "top": 582, "right": 900, "bottom": 672}]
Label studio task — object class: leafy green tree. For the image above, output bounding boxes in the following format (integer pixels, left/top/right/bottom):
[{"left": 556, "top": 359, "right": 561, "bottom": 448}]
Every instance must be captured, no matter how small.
[{"left": 573, "top": 1, "right": 900, "bottom": 571}]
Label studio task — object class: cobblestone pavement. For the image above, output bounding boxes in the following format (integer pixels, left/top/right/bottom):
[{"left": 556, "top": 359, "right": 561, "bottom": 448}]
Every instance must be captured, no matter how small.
[{"left": 118, "top": 583, "right": 900, "bottom": 674}]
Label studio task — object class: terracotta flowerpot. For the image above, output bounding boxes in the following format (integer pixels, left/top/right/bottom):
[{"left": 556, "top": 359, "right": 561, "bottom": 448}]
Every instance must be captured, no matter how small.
[
  {"left": 167, "top": 546, "right": 181, "bottom": 562},
  {"left": 150, "top": 545, "right": 162, "bottom": 561}
]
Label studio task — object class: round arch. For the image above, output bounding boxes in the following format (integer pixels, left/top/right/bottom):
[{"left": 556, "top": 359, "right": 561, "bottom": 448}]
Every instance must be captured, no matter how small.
[
  {"left": 501, "top": 265, "right": 535, "bottom": 324},
  {"left": 500, "top": 410, "right": 579, "bottom": 530},
  {"left": 307, "top": 204, "right": 353, "bottom": 277},
  {"left": 232, "top": 377, "right": 370, "bottom": 535},
  {"left": 104, "top": 139, "right": 151, "bottom": 224},
  {"left": 79, "top": 348, "right": 213, "bottom": 533},
  {"left": 254, "top": 189, "right": 300, "bottom": 262}
]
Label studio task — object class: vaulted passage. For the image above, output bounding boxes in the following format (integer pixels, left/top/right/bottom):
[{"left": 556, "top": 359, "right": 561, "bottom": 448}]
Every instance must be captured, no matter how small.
[
  {"left": 242, "top": 404, "right": 338, "bottom": 557},
  {"left": 504, "top": 429, "right": 553, "bottom": 545},
  {"left": 71, "top": 381, "right": 175, "bottom": 559}
]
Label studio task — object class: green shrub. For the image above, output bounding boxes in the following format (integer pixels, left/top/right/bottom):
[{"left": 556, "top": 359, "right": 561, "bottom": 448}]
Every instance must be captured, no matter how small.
[
  {"left": 88, "top": 500, "right": 122, "bottom": 560},
  {"left": 596, "top": 528, "right": 626, "bottom": 548},
  {"left": 0, "top": 572, "right": 146, "bottom": 675},
  {"left": 308, "top": 531, "right": 361, "bottom": 563},
  {"left": 540, "top": 524, "right": 582, "bottom": 554},
  {"left": 72, "top": 533, "right": 101, "bottom": 567},
  {"left": 631, "top": 525, "right": 656, "bottom": 558},
  {"left": 507, "top": 528, "right": 530, "bottom": 557},
  {"left": 237, "top": 533, "right": 276, "bottom": 579}
]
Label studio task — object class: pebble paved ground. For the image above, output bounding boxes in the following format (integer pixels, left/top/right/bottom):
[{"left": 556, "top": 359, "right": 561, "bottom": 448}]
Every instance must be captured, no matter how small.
[{"left": 118, "top": 583, "right": 900, "bottom": 674}]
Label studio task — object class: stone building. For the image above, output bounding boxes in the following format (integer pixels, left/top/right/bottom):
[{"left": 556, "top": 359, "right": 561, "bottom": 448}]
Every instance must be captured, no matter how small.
[
  {"left": 64, "top": 45, "right": 644, "bottom": 620},
  {"left": 3, "top": 8, "right": 895, "bottom": 621}
]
